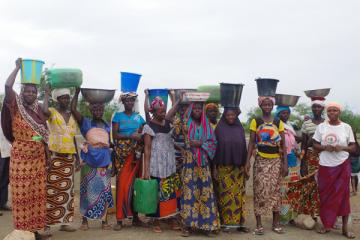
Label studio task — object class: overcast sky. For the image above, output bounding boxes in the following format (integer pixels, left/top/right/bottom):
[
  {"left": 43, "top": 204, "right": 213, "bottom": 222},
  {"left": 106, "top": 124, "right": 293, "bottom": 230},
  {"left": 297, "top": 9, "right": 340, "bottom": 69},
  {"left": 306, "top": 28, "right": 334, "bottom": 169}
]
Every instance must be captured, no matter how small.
[{"left": 1, "top": 0, "right": 359, "bottom": 119}]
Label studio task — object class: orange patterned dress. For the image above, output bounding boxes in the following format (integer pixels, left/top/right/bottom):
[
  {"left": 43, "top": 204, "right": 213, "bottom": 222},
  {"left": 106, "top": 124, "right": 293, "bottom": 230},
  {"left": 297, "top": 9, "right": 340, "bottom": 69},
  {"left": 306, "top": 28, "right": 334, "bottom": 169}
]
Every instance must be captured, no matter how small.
[{"left": 8, "top": 98, "right": 47, "bottom": 231}]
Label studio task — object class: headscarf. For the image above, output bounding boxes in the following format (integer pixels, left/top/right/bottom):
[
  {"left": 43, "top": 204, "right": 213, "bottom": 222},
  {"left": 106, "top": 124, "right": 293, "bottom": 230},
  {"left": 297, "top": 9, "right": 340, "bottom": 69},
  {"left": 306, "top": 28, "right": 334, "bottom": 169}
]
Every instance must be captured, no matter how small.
[
  {"left": 17, "top": 85, "right": 49, "bottom": 143},
  {"left": 205, "top": 103, "right": 219, "bottom": 112},
  {"left": 326, "top": 102, "right": 343, "bottom": 112},
  {"left": 149, "top": 96, "right": 165, "bottom": 113},
  {"left": 119, "top": 92, "right": 138, "bottom": 102},
  {"left": 52, "top": 88, "right": 70, "bottom": 102},
  {"left": 185, "top": 103, "right": 217, "bottom": 167},
  {"left": 118, "top": 92, "right": 139, "bottom": 113},
  {"left": 311, "top": 96, "right": 325, "bottom": 107},
  {"left": 258, "top": 96, "right": 275, "bottom": 106},
  {"left": 213, "top": 113, "right": 247, "bottom": 166},
  {"left": 275, "top": 105, "right": 291, "bottom": 118}
]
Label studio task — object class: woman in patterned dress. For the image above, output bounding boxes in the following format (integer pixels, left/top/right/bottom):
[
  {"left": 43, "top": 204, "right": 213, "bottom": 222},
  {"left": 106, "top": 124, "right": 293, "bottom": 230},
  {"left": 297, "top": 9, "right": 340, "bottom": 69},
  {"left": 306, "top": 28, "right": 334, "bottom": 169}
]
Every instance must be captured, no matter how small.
[
  {"left": 298, "top": 98, "right": 325, "bottom": 217},
  {"left": 42, "top": 87, "right": 80, "bottom": 232},
  {"left": 275, "top": 106, "right": 301, "bottom": 224},
  {"left": 245, "top": 96, "right": 288, "bottom": 235},
  {"left": 3, "top": 58, "right": 50, "bottom": 240},
  {"left": 143, "top": 96, "right": 181, "bottom": 233},
  {"left": 112, "top": 92, "right": 146, "bottom": 230},
  {"left": 178, "top": 101, "right": 220, "bottom": 237},
  {"left": 213, "top": 107, "right": 249, "bottom": 232},
  {"left": 71, "top": 87, "right": 113, "bottom": 231}
]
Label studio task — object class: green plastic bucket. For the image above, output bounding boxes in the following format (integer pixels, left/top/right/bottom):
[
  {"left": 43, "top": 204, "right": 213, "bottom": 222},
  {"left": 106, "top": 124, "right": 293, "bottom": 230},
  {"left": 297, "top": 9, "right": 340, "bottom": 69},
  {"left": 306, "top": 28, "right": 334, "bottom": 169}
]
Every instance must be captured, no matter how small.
[
  {"left": 197, "top": 85, "right": 220, "bottom": 103},
  {"left": 46, "top": 68, "right": 83, "bottom": 88},
  {"left": 20, "top": 59, "right": 45, "bottom": 85}
]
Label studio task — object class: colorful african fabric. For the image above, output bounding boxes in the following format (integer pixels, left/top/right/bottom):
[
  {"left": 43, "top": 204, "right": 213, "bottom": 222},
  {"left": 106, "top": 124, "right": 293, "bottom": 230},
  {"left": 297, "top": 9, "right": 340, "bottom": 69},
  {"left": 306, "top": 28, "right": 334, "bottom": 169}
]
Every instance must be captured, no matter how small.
[
  {"left": 46, "top": 153, "right": 76, "bottom": 225},
  {"left": 253, "top": 155, "right": 282, "bottom": 216},
  {"left": 115, "top": 151, "right": 140, "bottom": 220},
  {"left": 79, "top": 118, "right": 113, "bottom": 220},
  {"left": 249, "top": 118, "right": 284, "bottom": 159},
  {"left": 7, "top": 97, "right": 47, "bottom": 231},
  {"left": 214, "top": 165, "right": 246, "bottom": 227},
  {"left": 180, "top": 104, "right": 220, "bottom": 231},
  {"left": 80, "top": 164, "right": 113, "bottom": 220},
  {"left": 318, "top": 159, "right": 351, "bottom": 229},
  {"left": 47, "top": 107, "right": 79, "bottom": 154},
  {"left": 148, "top": 174, "right": 181, "bottom": 219}
]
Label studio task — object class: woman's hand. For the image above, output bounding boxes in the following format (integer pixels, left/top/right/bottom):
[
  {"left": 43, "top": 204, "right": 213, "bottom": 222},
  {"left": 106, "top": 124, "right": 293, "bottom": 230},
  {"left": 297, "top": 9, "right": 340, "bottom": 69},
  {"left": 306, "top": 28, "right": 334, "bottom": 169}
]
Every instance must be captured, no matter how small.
[
  {"left": 245, "top": 162, "right": 251, "bottom": 180},
  {"left": 45, "top": 83, "right": 51, "bottom": 95},
  {"left": 324, "top": 145, "right": 335, "bottom": 152},
  {"left": 334, "top": 145, "right": 344, "bottom": 152},
  {"left": 75, "top": 87, "right": 81, "bottom": 95},
  {"left": 212, "top": 167, "right": 218, "bottom": 180},
  {"left": 15, "top": 58, "right": 22, "bottom": 69},
  {"left": 190, "top": 140, "right": 202, "bottom": 148},
  {"left": 144, "top": 89, "right": 149, "bottom": 95},
  {"left": 282, "top": 163, "right": 289, "bottom": 177},
  {"left": 131, "top": 133, "right": 142, "bottom": 142}
]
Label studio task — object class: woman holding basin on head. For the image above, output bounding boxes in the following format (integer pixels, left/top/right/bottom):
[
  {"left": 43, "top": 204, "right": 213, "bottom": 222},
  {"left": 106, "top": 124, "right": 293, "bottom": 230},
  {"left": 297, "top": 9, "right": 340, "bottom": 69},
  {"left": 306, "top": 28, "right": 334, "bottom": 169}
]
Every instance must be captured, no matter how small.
[
  {"left": 212, "top": 83, "right": 250, "bottom": 233},
  {"left": 142, "top": 95, "right": 182, "bottom": 233},
  {"left": 3, "top": 58, "right": 50, "bottom": 240},
  {"left": 175, "top": 92, "right": 220, "bottom": 237},
  {"left": 313, "top": 102, "right": 356, "bottom": 239},
  {"left": 71, "top": 87, "right": 114, "bottom": 231},
  {"left": 274, "top": 94, "right": 303, "bottom": 225},
  {"left": 246, "top": 78, "right": 288, "bottom": 235}
]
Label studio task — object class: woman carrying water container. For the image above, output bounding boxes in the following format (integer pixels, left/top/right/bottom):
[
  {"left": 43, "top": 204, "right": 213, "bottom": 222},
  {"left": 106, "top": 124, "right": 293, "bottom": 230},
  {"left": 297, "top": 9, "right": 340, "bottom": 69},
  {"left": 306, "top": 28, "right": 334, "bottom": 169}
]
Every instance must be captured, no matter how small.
[
  {"left": 71, "top": 87, "right": 114, "bottom": 231},
  {"left": 245, "top": 78, "right": 288, "bottom": 235},
  {"left": 112, "top": 72, "right": 147, "bottom": 230},
  {"left": 42, "top": 85, "right": 80, "bottom": 232},
  {"left": 142, "top": 96, "right": 182, "bottom": 233},
  {"left": 2, "top": 58, "right": 50, "bottom": 240},
  {"left": 212, "top": 83, "right": 250, "bottom": 233},
  {"left": 176, "top": 92, "right": 220, "bottom": 237}
]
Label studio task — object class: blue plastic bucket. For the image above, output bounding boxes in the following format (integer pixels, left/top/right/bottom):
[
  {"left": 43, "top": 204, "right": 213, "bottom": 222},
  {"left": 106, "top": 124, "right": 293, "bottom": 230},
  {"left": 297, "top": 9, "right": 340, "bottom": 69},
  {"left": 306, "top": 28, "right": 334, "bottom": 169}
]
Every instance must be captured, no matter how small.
[
  {"left": 148, "top": 89, "right": 169, "bottom": 107},
  {"left": 121, "top": 72, "right": 141, "bottom": 93},
  {"left": 21, "top": 59, "right": 45, "bottom": 85}
]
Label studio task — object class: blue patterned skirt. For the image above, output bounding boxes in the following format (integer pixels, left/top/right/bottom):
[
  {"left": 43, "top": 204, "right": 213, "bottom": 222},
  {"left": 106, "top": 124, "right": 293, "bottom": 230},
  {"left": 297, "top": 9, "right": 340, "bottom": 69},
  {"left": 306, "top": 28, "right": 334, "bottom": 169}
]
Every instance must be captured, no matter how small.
[{"left": 80, "top": 164, "right": 113, "bottom": 220}]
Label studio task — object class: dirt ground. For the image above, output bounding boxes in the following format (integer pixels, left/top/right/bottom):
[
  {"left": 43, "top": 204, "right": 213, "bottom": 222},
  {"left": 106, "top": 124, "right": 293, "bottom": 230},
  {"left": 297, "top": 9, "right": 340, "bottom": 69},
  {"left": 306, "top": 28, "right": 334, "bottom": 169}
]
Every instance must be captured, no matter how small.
[{"left": 1, "top": 172, "right": 359, "bottom": 240}]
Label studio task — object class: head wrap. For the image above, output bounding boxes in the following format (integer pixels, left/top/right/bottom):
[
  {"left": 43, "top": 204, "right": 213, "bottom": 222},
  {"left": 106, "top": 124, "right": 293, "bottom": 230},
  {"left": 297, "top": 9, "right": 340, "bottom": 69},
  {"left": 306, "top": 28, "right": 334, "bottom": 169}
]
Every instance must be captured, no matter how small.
[
  {"left": 311, "top": 96, "right": 325, "bottom": 107},
  {"left": 185, "top": 103, "right": 216, "bottom": 167},
  {"left": 275, "top": 105, "right": 291, "bottom": 118},
  {"left": 119, "top": 92, "right": 138, "bottom": 102},
  {"left": 52, "top": 88, "right": 71, "bottom": 102},
  {"left": 149, "top": 96, "right": 165, "bottom": 113},
  {"left": 258, "top": 96, "right": 275, "bottom": 106},
  {"left": 326, "top": 102, "right": 343, "bottom": 112},
  {"left": 205, "top": 103, "right": 219, "bottom": 112}
]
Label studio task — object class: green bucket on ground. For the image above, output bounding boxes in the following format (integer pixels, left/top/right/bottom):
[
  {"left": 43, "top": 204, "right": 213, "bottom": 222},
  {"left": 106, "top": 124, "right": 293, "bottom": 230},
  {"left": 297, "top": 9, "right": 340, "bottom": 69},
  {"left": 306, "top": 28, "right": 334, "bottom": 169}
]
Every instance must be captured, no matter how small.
[{"left": 20, "top": 59, "right": 45, "bottom": 85}]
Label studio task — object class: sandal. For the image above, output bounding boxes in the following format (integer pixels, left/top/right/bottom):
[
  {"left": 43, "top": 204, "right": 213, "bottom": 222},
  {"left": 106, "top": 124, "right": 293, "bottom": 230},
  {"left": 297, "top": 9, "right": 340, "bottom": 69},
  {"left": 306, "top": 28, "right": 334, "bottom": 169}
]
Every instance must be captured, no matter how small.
[
  {"left": 59, "top": 225, "right": 77, "bottom": 232},
  {"left": 316, "top": 224, "right": 330, "bottom": 234},
  {"left": 113, "top": 223, "right": 122, "bottom": 231},
  {"left": 181, "top": 228, "right": 190, "bottom": 237},
  {"left": 79, "top": 223, "right": 89, "bottom": 231},
  {"left": 237, "top": 225, "right": 250, "bottom": 233},
  {"left": 253, "top": 226, "right": 264, "bottom": 235},
  {"left": 102, "top": 223, "right": 112, "bottom": 230},
  {"left": 170, "top": 219, "right": 181, "bottom": 231},
  {"left": 152, "top": 225, "right": 163, "bottom": 233},
  {"left": 343, "top": 231, "right": 356, "bottom": 239},
  {"left": 272, "top": 226, "right": 285, "bottom": 234}
]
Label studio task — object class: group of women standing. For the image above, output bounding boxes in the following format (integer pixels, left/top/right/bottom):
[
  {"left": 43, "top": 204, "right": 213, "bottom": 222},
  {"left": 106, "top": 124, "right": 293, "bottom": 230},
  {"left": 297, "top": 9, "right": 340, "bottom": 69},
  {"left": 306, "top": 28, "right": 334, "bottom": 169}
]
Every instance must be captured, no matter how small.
[{"left": 2, "top": 59, "right": 358, "bottom": 239}]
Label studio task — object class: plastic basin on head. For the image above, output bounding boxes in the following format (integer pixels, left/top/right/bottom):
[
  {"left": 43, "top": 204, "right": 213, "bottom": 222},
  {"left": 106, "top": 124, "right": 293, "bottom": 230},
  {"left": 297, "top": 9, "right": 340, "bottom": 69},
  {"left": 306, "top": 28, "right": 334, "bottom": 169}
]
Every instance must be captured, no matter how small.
[
  {"left": 197, "top": 85, "right": 220, "bottom": 103},
  {"left": 255, "top": 78, "right": 279, "bottom": 97},
  {"left": 220, "top": 83, "right": 244, "bottom": 108},
  {"left": 121, "top": 72, "right": 141, "bottom": 93},
  {"left": 148, "top": 89, "right": 169, "bottom": 106},
  {"left": 21, "top": 59, "right": 45, "bottom": 85}
]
